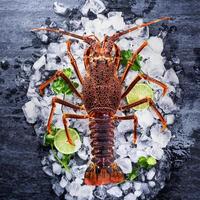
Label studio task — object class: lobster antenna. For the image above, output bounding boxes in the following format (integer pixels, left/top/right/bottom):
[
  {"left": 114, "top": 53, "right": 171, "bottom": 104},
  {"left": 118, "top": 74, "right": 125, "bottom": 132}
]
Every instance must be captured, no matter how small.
[
  {"left": 110, "top": 17, "right": 173, "bottom": 42},
  {"left": 31, "top": 28, "right": 94, "bottom": 44}
]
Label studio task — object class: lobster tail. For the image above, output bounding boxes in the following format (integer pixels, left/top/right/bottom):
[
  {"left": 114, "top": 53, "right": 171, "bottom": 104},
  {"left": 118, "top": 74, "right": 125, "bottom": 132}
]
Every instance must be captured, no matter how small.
[
  {"left": 84, "top": 111, "right": 124, "bottom": 185},
  {"left": 84, "top": 163, "right": 124, "bottom": 185}
]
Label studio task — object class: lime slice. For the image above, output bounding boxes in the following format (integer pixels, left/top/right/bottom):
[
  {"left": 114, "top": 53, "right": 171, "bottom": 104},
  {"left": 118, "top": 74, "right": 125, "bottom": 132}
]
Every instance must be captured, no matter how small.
[
  {"left": 54, "top": 128, "right": 81, "bottom": 154},
  {"left": 126, "top": 83, "right": 154, "bottom": 110}
]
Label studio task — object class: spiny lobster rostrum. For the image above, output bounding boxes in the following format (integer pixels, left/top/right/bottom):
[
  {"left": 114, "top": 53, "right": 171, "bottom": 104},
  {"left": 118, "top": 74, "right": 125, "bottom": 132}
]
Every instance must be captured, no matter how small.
[{"left": 33, "top": 17, "right": 172, "bottom": 186}]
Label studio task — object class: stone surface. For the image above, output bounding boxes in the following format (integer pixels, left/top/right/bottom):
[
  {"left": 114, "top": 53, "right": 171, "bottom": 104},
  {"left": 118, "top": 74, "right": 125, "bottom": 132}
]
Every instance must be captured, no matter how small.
[{"left": 0, "top": 0, "right": 200, "bottom": 200}]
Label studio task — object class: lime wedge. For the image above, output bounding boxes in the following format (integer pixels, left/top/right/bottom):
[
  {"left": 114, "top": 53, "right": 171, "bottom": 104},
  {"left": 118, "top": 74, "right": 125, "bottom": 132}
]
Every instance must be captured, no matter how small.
[
  {"left": 54, "top": 128, "right": 81, "bottom": 154},
  {"left": 126, "top": 83, "right": 154, "bottom": 110}
]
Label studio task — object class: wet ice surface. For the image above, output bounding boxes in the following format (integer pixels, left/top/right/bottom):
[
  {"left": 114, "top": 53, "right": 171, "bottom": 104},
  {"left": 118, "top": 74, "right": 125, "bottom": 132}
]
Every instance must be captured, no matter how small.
[{"left": 20, "top": 0, "right": 186, "bottom": 199}]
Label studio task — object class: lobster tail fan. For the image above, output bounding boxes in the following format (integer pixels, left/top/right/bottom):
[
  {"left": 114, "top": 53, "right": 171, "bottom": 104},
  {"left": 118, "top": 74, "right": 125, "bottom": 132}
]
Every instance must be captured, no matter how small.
[{"left": 84, "top": 163, "right": 124, "bottom": 186}]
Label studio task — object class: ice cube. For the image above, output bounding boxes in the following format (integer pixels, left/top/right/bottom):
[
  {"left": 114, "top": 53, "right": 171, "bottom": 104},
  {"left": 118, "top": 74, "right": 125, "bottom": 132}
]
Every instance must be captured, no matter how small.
[
  {"left": 148, "top": 37, "right": 164, "bottom": 54},
  {"left": 149, "top": 181, "right": 156, "bottom": 187},
  {"left": 150, "top": 124, "right": 171, "bottom": 148},
  {"left": 128, "top": 148, "right": 147, "bottom": 163},
  {"left": 115, "top": 158, "right": 132, "bottom": 174},
  {"left": 115, "top": 134, "right": 127, "bottom": 147},
  {"left": 64, "top": 194, "right": 75, "bottom": 200},
  {"left": 31, "top": 97, "right": 41, "bottom": 107},
  {"left": 90, "top": 0, "right": 106, "bottom": 14},
  {"left": 121, "top": 182, "right": 132, "bottom": 191},
  {"left": 124, "top": 71, "right": 138, "bottom": 87},
  {"left": 141, "top": 183, "right": 150, "bottom": 194},
  {"left": 94, "top": 186, "right": 107, "bottom": 200},
  {"left": 52, "top": 162, "right": 62, "bottom": 175},
  {"left": 117, "top": 38, "right": 131, "bottom": 50},
  {"left": 73, "top": 119, "right": 89, "bottom": 133},
  {"left": 137, "top": 135, "right": 152, "bottom": 150},
  {"left": 107, "top": 186, "right": 123, "bottom": 198},
  {"left": 108, "top": 11, "right": 122, "bottom": 18},
  {"left": 41, "top": 156, "right": 49, "bottom": 166},
  {"left": 31, "top": 70, "right": 41, "bottom": 82},
  {"left": 146, "top": 168, "right": 156, "bottom": 180},
  {"left": 54, "top": 115, "right": 64, "bottom": 129},
  {"left": 59, "top": 176, "right": 68, "bottom": 188},
  {"left": 143, "top": 53, "right": 166, "bottom": 77},
  {"left": 116, "top": 144, "right": 129, "bottom": 158},
  {"left": 22, "top": 100, "right": 39, "bottom": 123},
  {"left": 48, "top": 42, "right": 66, "bottom": 58},
  {"left": 77, "top": 185, "right": 95, "bottom": 200},
  {"left": 71, "top": 165, "right": 87, "bottom": 179},
  {"left": 83, "top": 136, "right": 91, "bottom": 147},
  {"left": 135, "top": 110, "right": 155, "bottom": 131},
  {"left": 75, "top": 177, "right": 83, "bottom": 185},
  {"left": 134, "top": 190, "right": 142, "bottom": 197},
  {"left": 81, "top": 0, "right": 106, "bottom": 15},
  {"left": 77, "top": 147, "right": 88, "bottom": 160},
  {"left": 65, "top": 170, "right": 72, "bottom": 181},
  {"left": 172, "top": 55, "right": 180, "bottom": 64},
  {"left": 163, "top": 68, "right": 179, "bottom": 85},
  {"left": 27, "top": 83, "right": 37, "bottom": 98},
  {"left": 147, "top": 142, "right": 164, "bottom": 160},
  {"left": 33, "top": 55, "right": 46, "bottom": 70},
  {"left": 42, "top": 166, "right": 54, "bottom": 177},
  {"left": 134, "top": 181, "right": 142, "bottom": 191},
  {"left": 52, "top": 182, "right": 64, "bottom": 197},
  {"left": 41, "top": 106, "right": 51, "bottom": 122},
  {"left": 109, "top": 15, "right": 126, "bottom": 31},
  {"left": 53, "top": 2, "right": 67, "bottom": 15},
  {"left": 34, "top": 122, "right": 46, "bottom": 137},
  {"left": 165, "top": 114, "right": 175, "bottom": 125},
  {"left": 124, "top": 193, "right": 137, "bottom": 200},
  {"left": 158, "top": 95, "right": 177, "bottom": 113},
  {"left": 68, "top": 181, "right": 81, "bottom": 197},
  {"left": 40, "top": 34, "right": 48, "bottom": 43},
  {"left": 48, "top": 150, "right": 56, "bottom": 162},
  {"left": 117, "top": 120, "right": 133, "bottom": 133}
]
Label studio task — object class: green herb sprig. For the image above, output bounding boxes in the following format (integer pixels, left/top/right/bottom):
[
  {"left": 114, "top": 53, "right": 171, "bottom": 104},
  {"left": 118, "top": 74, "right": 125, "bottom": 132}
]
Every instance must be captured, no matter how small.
[
  {"left": 121, "top": 50, "right": 143, "bottom": 71},
  {"left": 127, "top": 156, "right": 157, "bottom": 181},
  {"left": 51, "top": 68, "right": 79, "bottom": 95},
  {"left": 43, "top": 125, "right": 72, "bottom": 172}
]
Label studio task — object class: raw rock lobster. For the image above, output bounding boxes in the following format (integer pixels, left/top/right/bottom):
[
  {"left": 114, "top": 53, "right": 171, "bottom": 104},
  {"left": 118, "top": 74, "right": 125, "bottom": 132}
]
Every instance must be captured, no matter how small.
[{"left": 33, "top": 17, "right": 172, "bottom": 185}]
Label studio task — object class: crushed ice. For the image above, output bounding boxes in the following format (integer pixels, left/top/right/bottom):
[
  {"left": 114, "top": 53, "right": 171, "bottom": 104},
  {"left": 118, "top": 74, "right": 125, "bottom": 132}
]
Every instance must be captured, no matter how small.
[{"left": 21, "top": 0, "right": 181, "bottom": 199}]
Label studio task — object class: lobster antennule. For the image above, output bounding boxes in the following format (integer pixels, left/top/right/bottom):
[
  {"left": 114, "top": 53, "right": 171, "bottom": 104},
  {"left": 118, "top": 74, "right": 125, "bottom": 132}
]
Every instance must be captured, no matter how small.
[
  {"left": 110, "top": 17, "right": 173, "bottom": 42},
  {"left": 84, "top": 163, "right": 124, "bottom": 186}
]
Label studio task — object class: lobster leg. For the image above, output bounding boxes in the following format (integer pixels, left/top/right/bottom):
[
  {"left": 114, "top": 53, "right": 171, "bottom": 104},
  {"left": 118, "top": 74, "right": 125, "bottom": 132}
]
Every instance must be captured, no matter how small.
[
  {"left": 62, "top": 113, "right": 89, "bottom": 145},
  {"left": 66, "top": 41, "right": 84, "bottom": 84},
  {"left": 120, "top": 41, "right": 148, "bottom": 82},
  {"left": 119, "top": 97, "right": 167, "bottom": 130},
  {"left": 113, "top": 115, "right": 138, "bottom": 144},
  {"left": 121, "top": 73, "right": 168, "bottom": 99},
  {"left": 39, "top": 70, "right": 82, "bottom": 99},
  {"left": 114, "top": 44, "right": 121, "bottom": 71},
  {"left": 47, "top": 97, "right": 85, "bottom": 134}
]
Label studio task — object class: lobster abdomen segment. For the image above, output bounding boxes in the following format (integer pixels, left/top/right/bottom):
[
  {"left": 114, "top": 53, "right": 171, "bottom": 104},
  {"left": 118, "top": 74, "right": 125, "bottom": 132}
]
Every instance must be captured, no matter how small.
[
  {"left": 89, "top": 113, "right": 115, "bottom": 166},
  {"left": 84, "top": 111, "right": 124, "bottom": 185}
]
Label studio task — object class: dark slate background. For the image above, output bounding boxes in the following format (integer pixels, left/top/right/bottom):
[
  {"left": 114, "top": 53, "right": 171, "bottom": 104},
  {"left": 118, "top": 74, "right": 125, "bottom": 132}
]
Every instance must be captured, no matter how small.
[{"left": 0, "top": 0, "right": 200, "bottom": 199}]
